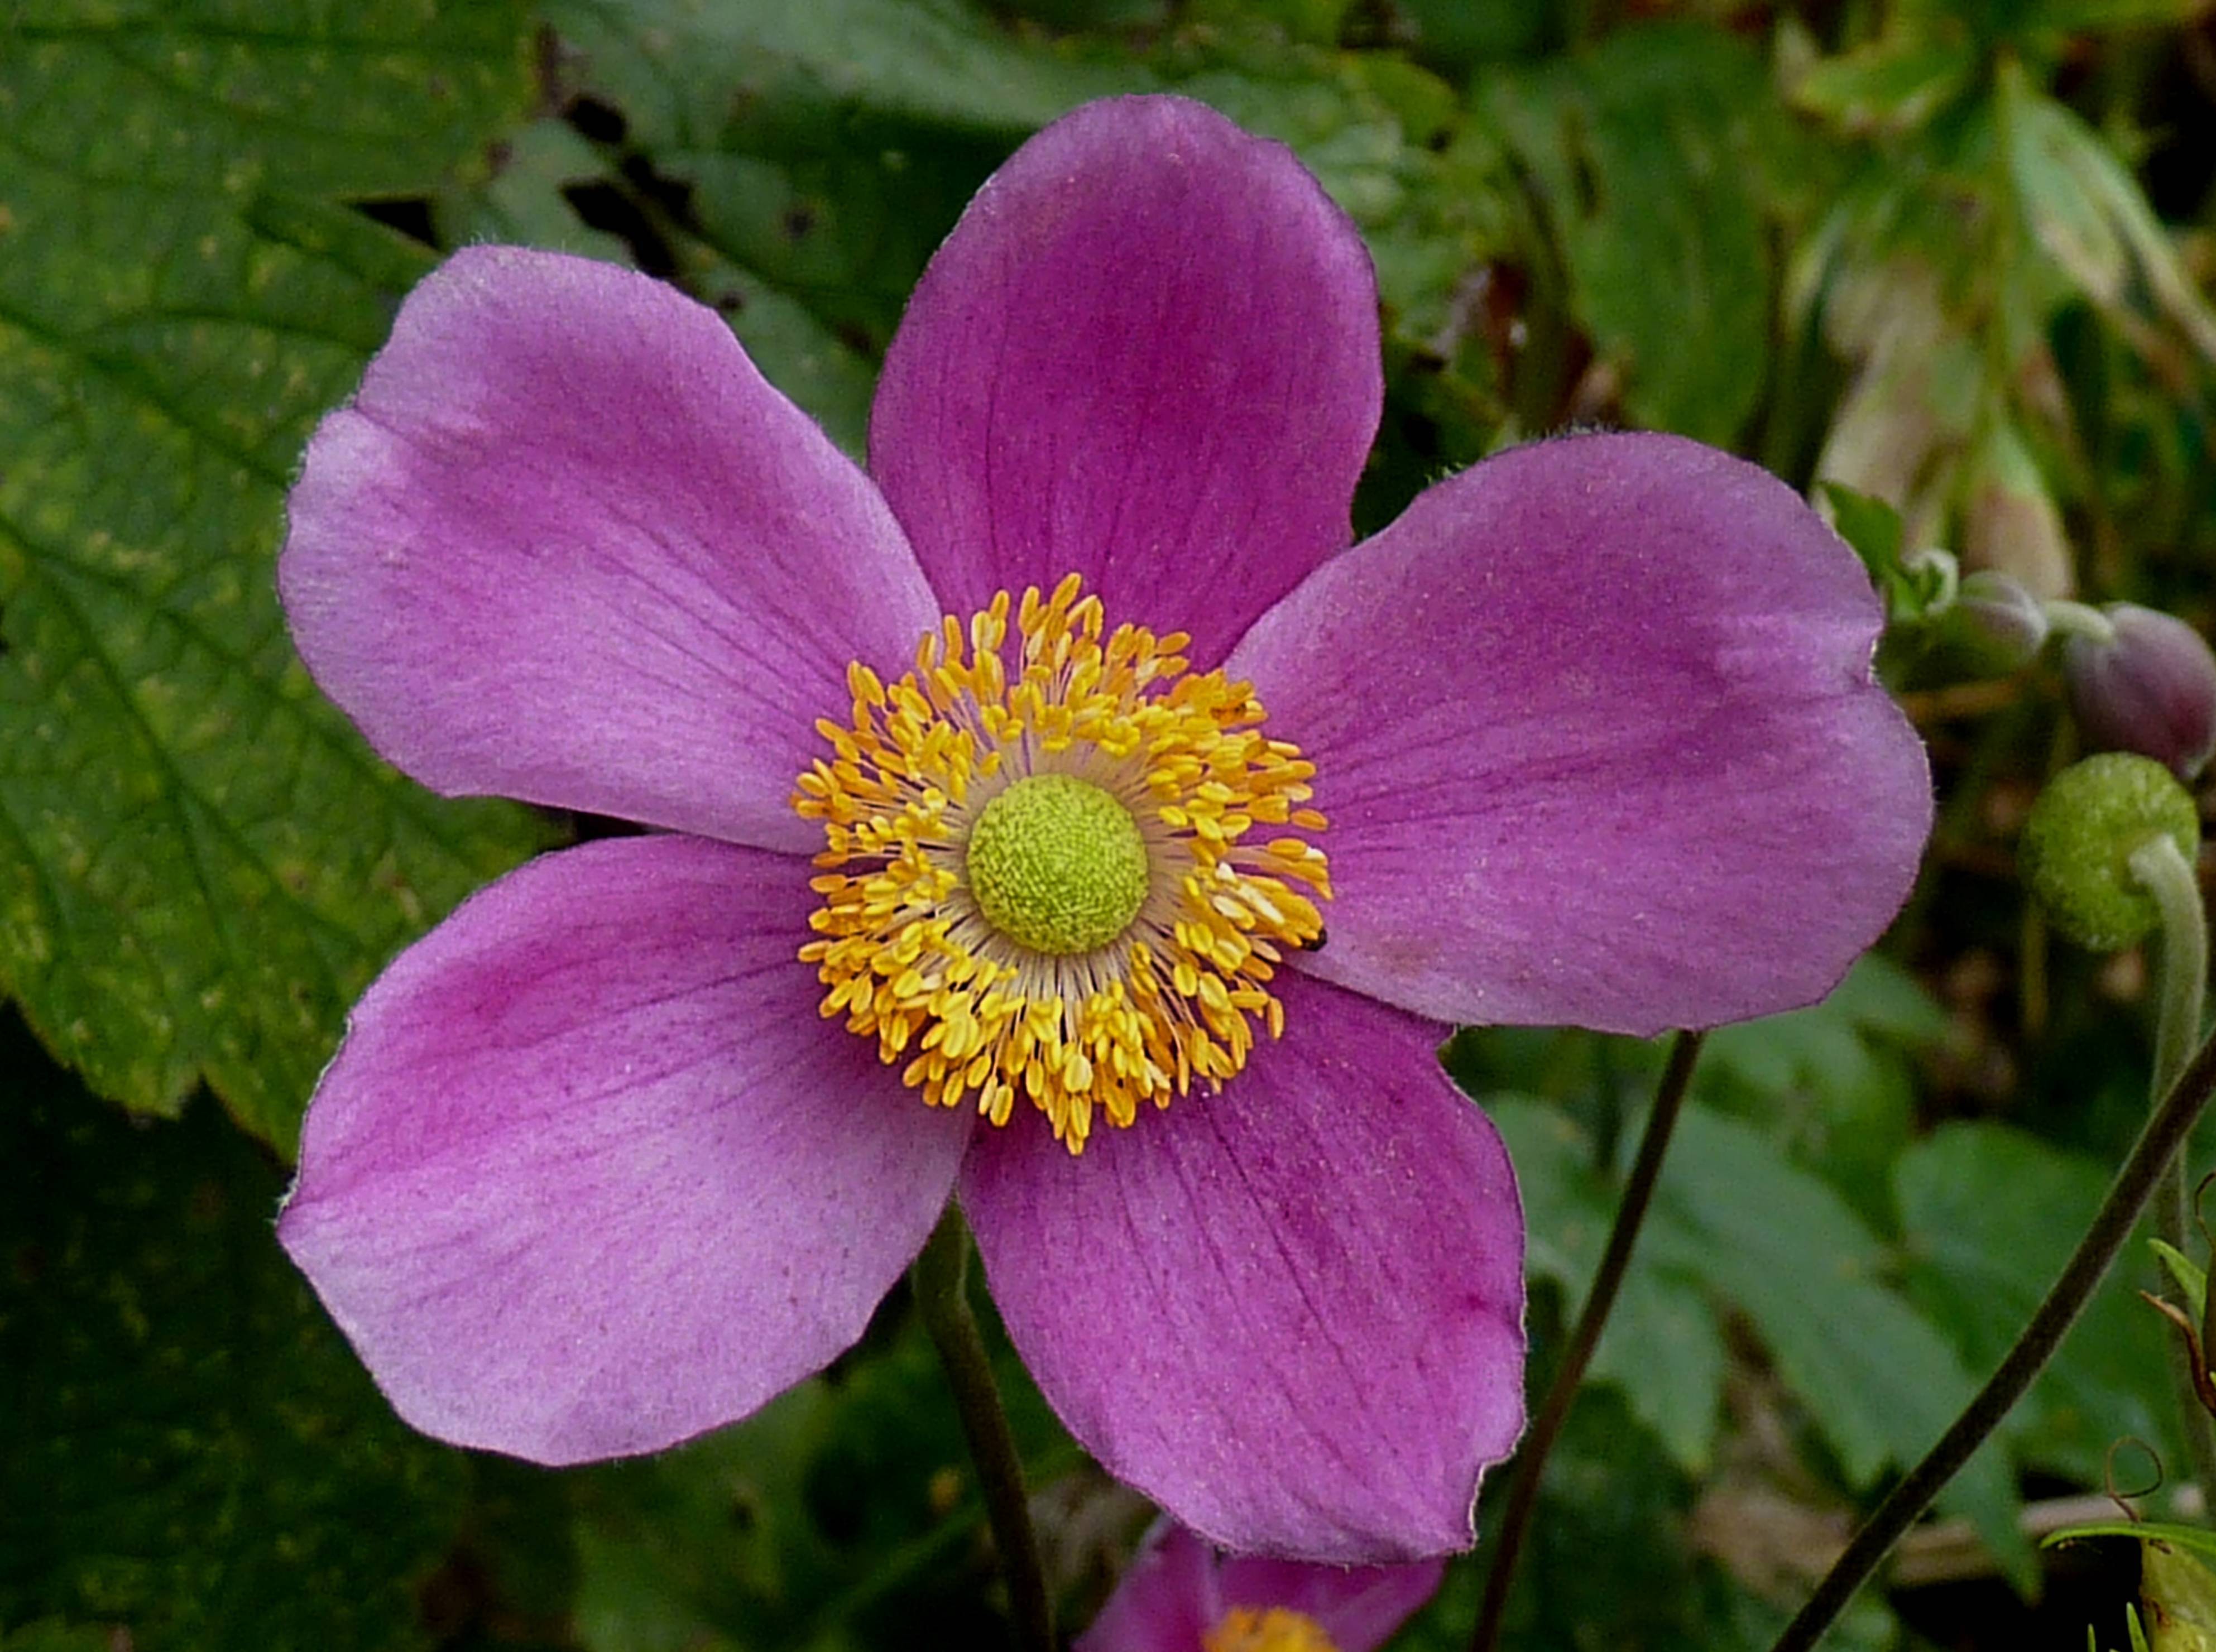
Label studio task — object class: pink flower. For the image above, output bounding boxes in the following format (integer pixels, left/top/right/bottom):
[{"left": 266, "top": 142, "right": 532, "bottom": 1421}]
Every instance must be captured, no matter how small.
[
  {"left": 1077, "top": 1521, "right": 1442, "bottom": 1652},
  {"left": 275, "top": 95, "right": 1929, "bottom": 1563}
]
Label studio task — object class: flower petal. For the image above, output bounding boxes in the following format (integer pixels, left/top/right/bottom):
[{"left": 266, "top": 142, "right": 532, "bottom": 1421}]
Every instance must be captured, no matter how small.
[
  {"left": 1076, "top": 1520, "right": 1444, "bottom": 1652},
  {"left": 961, "top": 974, "right": 1524, "bottom": 1563},
  {"left": 1217, "top": 1551, "right": 1446, "bottom": 1652},
  {"left": 870, "top": 95, "right": 1381, "bottom": 668},
  {"left": 281, "top": 246, "right": 938, "bottom": 853},
  {"left": 278, "top": 834, "right": 968, "bottom": 1465},
  {"left": 1073, "top": 1522, "right": 1217, "bottom": 1652},
  {"left": 1227, "top": 432, "right": 1932, "bottom": 1034}
]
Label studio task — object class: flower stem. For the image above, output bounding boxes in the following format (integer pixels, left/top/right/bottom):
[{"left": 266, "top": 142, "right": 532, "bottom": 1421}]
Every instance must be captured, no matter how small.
[
  {"left": 914, "top": 1205, "right": 1056, "bottom": 1652},
  {"left": 2129, "top": 832, "right": 2216, "bottom": 1508},
  {"left": 1767, "top": 1015, "right": 2216, "bottom": 1652},
  {"left": 2041, "top": 598, "right": 2119, "bottom": 647},
  {"left": 1469, "top": 1029, "right": 1706, "bottom": 1652}
]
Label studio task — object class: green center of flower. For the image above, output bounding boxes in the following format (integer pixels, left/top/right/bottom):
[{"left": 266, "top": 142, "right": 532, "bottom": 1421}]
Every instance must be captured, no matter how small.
[{"left": 965, "top": 773, "right": 1149, "bottom": 956}]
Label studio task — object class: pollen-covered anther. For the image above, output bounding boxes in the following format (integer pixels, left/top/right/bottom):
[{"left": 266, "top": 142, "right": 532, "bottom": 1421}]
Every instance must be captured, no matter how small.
[
  {"left": 794, "top": 574, "right": 1330, "bottom": 1154},
  {"left": 1203, "top": 1605, "right": 1342, "bottom": 1652}
]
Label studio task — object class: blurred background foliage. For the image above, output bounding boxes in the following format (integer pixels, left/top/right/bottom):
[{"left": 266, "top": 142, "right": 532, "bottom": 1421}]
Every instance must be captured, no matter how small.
[{"left": 9, "top": 0, "right": 2216, "bottom": 1646}]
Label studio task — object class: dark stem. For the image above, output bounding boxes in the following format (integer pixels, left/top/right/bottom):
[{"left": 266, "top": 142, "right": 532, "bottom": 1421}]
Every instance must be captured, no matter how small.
[
  {"left": 2131, "top": 834, "right": 2216, "bottom": 1504},
  {"left": 1768, "top": 1017, "right": 2216, "bottom": 1652},
  {"left": 914, "top": 1206, "right": 1056, "bottom": 1652},
  {"left": 1469, "top": 1029, "right": 1706, "bottom": 1652}
]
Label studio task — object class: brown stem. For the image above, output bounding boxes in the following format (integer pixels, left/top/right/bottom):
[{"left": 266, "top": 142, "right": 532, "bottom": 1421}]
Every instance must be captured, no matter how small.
[{"left": 915, "top": 1206, "right": 1056, "bottom": 1652}]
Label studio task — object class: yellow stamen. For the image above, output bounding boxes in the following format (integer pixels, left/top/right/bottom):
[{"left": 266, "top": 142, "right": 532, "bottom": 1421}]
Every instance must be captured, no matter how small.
[
  {"left": 793, "top": 574, "right": 1330, "bottom": 1154},
  {"left": 1203, "top": 1605, "right": 1342, "bottom": 1652}
]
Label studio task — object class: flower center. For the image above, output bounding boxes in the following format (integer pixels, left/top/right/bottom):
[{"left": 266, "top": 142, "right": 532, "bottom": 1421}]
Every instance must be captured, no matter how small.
[
  {"left": 793, "top": 574, "right": 1330, "bottom": 1154},
  {"left": 966, "top": 773, "right": 1150, "bottom": 955},
  {"left": 1203, "top": 1606, "right": 1342, "bottom": 1652}
]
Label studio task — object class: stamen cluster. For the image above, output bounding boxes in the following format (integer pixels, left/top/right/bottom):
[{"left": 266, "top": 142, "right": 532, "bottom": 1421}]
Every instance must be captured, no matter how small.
[
  {"left": 794, "top": 574, "right": 1330, "bottom": 1152},
  {"left": 1203, "top": 1605, "right": 1342, "bottom": 1652}
]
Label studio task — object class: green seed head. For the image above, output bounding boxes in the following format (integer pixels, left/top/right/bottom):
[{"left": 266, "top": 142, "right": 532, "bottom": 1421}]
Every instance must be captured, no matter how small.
[
  {"left": 2020, "top": 751, "right": 2201, "bottom": 951},
  {"left": 966, "top": 774, "right": 1150, "bottom": 956}
]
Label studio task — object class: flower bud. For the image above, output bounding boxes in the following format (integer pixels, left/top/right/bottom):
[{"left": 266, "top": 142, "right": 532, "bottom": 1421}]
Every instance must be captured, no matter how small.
[
  {"left": 1934, "top": 569, "right": 2049, "bottom": 677},
  {"left": 2020, "top": 752, "right": 2200, "bottom": 951},
  {"left": 2064, "top": 603, "right": 2216, "bottom": 781}
]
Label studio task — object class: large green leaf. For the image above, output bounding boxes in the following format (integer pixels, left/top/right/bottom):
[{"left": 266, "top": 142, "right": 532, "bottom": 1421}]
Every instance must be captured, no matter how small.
[
  {"left": 1897, "top": 1122, "right": 2175, "bottom": 1488},
  {"left": 571, "top": 1284, "right": 1080, "bottom": 1652},
  {"left": 1491, "top": 1084, "right": 2028, "bottom": 1585},
  {"left": 548, "top": 0, "right": 1512, "bottom": 473},
  {"left": 1654, "top": 1106, "right": 2033, "bottom": 1588},
  {"left": 1493, "top": 1096, "right": 1729, "bottom": 1475},
  {"left": 551, "top": 0, "right": 1149, "bottom": 145},
  {"left": 548, "top": 0, "right": 1064, "bottom": 381},
  {"left": 1697, "top": 953, "right": 1946, "bottom": 1228},
  {"left": 1478, "top": 21, "right": 1784, "bottom": 445},
  {"left": 0, "top": 2, "right": 552, "bottom": 1149},
  {"left": 2007, "top": 86, "right": 2216, "bottom": 366},
  {"left": 0, "top": 1017, "right": 467, "bottom": 1649}
]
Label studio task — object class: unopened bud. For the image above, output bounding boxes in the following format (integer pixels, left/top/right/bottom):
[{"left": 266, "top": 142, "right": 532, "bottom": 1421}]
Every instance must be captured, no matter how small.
[
  {"left": 1937, "top": 570, "right": 2049, "bottom": 677},
  {"left": 2020, "top": 752, "right": 2200, "bottom": 951},
  {"left": 2064, "top": 604, "right": 2216, "bottom": 781}
]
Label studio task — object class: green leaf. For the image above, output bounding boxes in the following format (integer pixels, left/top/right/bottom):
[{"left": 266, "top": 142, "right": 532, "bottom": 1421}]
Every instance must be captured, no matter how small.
[
  {"left": 9, "top": 1, "right": 527, "bottom": 194},
  {"left": 0, "top": 1625, "right": 117, "bottom": 1652},
  {"left": 1816, "top": 483, "right": 1966, "bottom": 632},
  {"left": 550, "top": 0, "right": 1152, "bottom": 143},
  {"left": 1791, "top": 33, "right": 1978, "bottom": 136},
  {"left": 1477, "top": 21, "right": 1780, "bottom": 444},
  {"left": 1389, "top": 1382, "right": 1863, "bottom": 1652},
  {"left": 2050, "top": 1521, "right": 2216, "bottom": 1561},
  {"left": 1819, "top": 482, "right": 1908, "bottom": 591},
  {"left": 0, "top": 1018, "right": 467, "bottom": 1648},
  {"left": 1491, "top": 1097, "right": 1729, "bottom": 1474},
  {"left": 571, "top": 1288, "right": 1078, "bottom": 1652},
  {"left": 2154, "top": 1238, "right": 2209, "bottom": 1324},
  {"left": 1697, "top": 954, "right": 1946, "bottom": 1228},
  {"left": 550, "top": 0, "right": 1075, "bottom": 372},
  {"left": 1897, "top": 1123, "right": 2175, "bottom": 1488},
  {"left": 426, "top": 110, "right": 881, "bottom": 459},
  {"left": 435, "top": 117, "right": 635, "bottom": 264},
  {"left": 2146, "top": 1539, "right": 2216, "bottom": 1652},
  {"left": 551, "top": 0, "right": 1513, "bottom": 483},
  {"left": 1654, "top": 1106, "right": 2035, "bottom": 1588},
  {"left": 2009, "top": 87, "right": 2216, "bottom": 366},
  {"left": 1175, "top": 51, "right": 1514, "bottom": 356},
  {"left": 0, "top": 1, "right": 553, "bottom": 1149}
]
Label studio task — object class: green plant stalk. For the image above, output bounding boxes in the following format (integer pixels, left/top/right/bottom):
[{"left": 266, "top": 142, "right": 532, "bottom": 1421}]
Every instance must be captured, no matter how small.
[
  {"left": 2043, "top": 599, "right": 2119, "bottom": 646},
  {"left": 913, "top": 1206, "right": 1056, "bottom": 1652},
  {"left": 1469, "top": 1029, "right": 1706, "bottom": 1652},
  {"left": 2128, "top": 831, "right": 2216, "bottom": 1510},
  {"left": 1767, "top": 1015, "right": 2216, "bottom": 1652}
]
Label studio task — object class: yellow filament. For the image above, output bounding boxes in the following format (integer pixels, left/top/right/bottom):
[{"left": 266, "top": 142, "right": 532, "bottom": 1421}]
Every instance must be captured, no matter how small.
[
  {"left": 793, "top": 574, "right": 1330, "bottom": 1154},
  {"left": 1203, "top": 1605, "right": 1342, "bottom": 1652}
]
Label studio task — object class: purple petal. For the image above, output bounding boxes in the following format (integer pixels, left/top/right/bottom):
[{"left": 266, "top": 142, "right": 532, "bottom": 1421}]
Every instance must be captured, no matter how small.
[
  {"left": 1218, "top": 1552, "right": 1446, "bottom": 1652},
  {"left": 278, "top": 834, "right": 968, "bottom": 1464},
  {"left": 1075, "top": 1523, "right": 1218, "bottom": 1652},
  {"left": 281, "top": 246, "right": 938, "bottom": 853},
  {"left": 870, "top": 95, "right": 1381, "bottom": 669},
  {"left": 1226, "top": 432, "right": 1932, "bottom": 1035},
  {"left": 961, "top": 974, "right": 1524, "bottom": 1563},
  {"left": 1078, "top": 1520, "right": 1443, "bottom": 1652}
]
